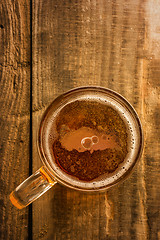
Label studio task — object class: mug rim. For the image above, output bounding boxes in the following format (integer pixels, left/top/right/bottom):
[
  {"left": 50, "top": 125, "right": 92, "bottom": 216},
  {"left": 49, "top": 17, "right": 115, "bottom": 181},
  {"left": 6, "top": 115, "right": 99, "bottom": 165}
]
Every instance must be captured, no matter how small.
[{"left": 37, "top": 86, "right": 144, "bottom": 192}]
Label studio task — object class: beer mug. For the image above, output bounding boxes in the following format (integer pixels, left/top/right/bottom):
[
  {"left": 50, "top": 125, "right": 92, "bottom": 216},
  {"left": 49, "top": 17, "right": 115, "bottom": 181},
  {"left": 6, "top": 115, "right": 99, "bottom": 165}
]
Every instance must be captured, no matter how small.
[{"left": 10, "top": 87, "right": 143, "bottom": 209}]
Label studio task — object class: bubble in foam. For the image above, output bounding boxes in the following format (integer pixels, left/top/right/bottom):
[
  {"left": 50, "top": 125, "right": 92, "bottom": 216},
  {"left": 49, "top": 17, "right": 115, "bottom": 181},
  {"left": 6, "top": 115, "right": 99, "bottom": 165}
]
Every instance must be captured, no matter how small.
[
  {"left": 92, "top": 135, "right": 99, "bottom": 144},
  {"left": 81, "top": 137, "right": 92, "bottom": 149},
  {"left": 81, "top": 135, "right": 99, "bottom": 150}
]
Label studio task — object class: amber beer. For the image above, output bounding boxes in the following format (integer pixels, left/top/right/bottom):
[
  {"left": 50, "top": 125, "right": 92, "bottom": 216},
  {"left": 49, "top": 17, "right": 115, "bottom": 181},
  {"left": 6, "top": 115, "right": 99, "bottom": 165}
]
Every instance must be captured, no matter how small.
[
  {"left": 52, "top": 100, "right": 128, "bottom": 181},
  {"left": 40, "top": 87, "right": 143, "bottom": 192}
]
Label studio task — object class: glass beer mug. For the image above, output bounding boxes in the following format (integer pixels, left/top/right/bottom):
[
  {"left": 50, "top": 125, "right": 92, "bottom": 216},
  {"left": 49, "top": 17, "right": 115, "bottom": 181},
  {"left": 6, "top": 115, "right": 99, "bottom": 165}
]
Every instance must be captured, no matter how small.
[{"left": 10, "top": 87, "right": 143, "bottom": 209}]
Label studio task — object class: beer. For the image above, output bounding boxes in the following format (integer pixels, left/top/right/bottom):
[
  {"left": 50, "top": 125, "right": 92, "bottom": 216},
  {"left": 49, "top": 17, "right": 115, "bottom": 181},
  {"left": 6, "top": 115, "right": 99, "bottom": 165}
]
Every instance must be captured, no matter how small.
[{"left": 51, "top": 99, "right": 128, "bottom": 181}]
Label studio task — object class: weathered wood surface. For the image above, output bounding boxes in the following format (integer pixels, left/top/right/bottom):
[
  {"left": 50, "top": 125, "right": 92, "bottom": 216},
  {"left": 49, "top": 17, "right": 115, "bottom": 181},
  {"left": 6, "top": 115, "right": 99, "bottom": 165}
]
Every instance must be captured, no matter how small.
[
  {"left": 0, "top": 0, "right": 30, "bottom": 239},
  {"left": 32, "top": 0, "right": 160, "bottom": 239},
  {"left": 1, "top": 0, "right": 160, "bottom": 239}
]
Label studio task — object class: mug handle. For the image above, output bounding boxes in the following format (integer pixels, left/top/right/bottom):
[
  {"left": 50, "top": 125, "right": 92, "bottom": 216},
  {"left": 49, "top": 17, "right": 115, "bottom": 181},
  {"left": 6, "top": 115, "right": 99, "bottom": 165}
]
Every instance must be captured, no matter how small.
[{"left": 10, "top": 166, "right": 57, "bottom": 209}]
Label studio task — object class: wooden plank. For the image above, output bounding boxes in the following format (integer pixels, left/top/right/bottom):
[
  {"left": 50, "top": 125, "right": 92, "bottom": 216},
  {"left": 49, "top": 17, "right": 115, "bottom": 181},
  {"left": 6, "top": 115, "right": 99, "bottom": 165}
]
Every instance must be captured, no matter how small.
[
  {"left": 0, "top": 0, "right": 30, "bottom": 239},
  {"left": 142, "top": 2, "right": 160, "bottom": 239},
  {"left": 32, "top": 0, "right": 160, "bottom": 239}
]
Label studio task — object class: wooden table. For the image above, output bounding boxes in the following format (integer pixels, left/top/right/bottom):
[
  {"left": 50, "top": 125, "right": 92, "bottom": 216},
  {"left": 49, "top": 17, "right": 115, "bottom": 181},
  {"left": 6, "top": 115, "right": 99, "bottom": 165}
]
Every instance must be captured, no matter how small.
[{"left": 0, "top": 0, "right": 160, "bottom": 239}]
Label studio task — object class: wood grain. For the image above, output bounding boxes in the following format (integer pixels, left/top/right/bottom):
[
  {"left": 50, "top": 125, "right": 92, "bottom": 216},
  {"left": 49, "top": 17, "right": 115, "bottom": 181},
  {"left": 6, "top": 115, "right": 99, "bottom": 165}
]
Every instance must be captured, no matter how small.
[
  {"left": 31, "top": 0, "right": 160, "bottom": 239},
  {"left": 0, "top": 0, "right": 30, "bottom": 239}
]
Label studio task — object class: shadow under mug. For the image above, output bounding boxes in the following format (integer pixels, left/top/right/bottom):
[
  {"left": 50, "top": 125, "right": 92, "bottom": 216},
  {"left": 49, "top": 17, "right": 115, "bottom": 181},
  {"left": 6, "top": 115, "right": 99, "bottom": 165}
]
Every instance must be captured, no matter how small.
[{"left": 10, "top": 86, "right": 143, "bottom": 209}]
